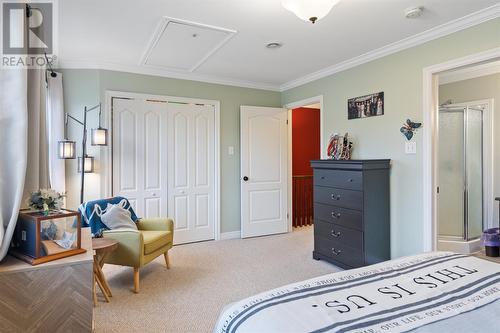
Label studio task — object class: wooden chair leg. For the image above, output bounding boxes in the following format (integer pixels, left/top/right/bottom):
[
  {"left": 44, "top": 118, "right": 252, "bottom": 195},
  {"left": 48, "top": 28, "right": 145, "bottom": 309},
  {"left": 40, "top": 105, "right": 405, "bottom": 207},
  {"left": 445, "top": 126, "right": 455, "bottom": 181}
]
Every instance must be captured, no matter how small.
[
  {"left": 95, "top": 274, "right": 110, "bottom": 303},
  {"left": 93, "top": 278, "right": 97, "bottom": 306},
  {"left": 133, "top": 267, "right": 140, "bottom": 293},
  {"left": 164, "top": 252, "right": 170, "bottom": 269}
]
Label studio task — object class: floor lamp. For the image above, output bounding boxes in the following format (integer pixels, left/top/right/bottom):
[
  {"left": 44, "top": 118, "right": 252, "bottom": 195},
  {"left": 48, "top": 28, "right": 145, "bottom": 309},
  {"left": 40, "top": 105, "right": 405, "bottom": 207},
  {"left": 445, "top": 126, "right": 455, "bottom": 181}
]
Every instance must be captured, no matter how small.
[{"left": 58, "top": 103, "right": 108, "bottom": 204}]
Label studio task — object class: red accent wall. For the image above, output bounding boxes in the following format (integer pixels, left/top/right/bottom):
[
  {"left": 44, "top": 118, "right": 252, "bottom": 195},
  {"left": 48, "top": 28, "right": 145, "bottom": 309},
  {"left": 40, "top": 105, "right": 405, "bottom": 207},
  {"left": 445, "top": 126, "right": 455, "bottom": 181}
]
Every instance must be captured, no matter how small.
[{"left": 292, "top": 107, "right": 320, "bottom": 176}]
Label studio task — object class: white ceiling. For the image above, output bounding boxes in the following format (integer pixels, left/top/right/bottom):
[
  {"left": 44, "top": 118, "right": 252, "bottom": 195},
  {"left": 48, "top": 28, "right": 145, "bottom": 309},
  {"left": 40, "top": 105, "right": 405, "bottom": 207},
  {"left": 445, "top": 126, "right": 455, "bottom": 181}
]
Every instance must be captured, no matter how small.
[{"left": 57, "top": 0, "right": 500, "bottom": 91}]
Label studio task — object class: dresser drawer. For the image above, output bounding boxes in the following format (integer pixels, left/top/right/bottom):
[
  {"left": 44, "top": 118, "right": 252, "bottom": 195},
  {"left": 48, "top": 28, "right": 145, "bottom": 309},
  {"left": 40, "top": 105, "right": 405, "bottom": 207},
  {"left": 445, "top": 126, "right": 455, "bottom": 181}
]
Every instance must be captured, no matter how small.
[
  {"left": 314, "top": 203, "right": 363, "bottom": 230},
  {"left": 314, "top": 220, "right": 363, "bottom": 249},
  {"left": 314, "top": 186, "right": 363, "bottom": 211},
  {"left": 314, "top": 169, "right": 362, "bottom": 191},
  {"left": 314, "top": 237, "right": 364, "bottom": 268}
]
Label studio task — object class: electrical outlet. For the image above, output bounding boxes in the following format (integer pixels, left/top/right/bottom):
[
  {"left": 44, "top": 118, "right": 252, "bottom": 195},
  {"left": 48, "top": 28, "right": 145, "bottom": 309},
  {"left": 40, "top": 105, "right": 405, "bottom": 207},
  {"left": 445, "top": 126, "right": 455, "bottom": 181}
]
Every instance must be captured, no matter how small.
[
  {"left": 405, "top": 141, "right": 417, "bottom": 154},
  {"left": 21, "top": 230, "right": 26, "bottom": 241}
]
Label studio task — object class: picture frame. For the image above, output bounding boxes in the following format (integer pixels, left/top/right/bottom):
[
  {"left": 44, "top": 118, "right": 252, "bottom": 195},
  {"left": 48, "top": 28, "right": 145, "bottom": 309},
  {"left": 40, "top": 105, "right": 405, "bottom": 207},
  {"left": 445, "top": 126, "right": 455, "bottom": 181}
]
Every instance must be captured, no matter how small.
[{"left": 348, "top": 92, "right": 384, "bottom": 119}]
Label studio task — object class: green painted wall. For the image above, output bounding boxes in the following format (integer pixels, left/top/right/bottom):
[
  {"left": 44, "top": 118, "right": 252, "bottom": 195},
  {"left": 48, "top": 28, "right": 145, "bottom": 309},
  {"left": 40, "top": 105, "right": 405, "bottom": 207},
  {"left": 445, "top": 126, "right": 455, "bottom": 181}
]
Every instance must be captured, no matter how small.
[
  {"left": 281, "top": 18, "right": 500, "bottom": 258},
  {"left": 61, "top": 69, "right": 281, "bottom": 233},
  {"left": 61, "top": 18, "right": 500, "bottom": 254}
]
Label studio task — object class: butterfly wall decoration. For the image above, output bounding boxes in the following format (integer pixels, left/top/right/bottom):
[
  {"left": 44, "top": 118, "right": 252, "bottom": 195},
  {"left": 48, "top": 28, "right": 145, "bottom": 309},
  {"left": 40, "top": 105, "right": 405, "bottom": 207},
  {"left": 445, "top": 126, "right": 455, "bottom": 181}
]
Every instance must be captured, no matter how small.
[{"left": 400, "top": 119, "right": 422, "bottom": 140}]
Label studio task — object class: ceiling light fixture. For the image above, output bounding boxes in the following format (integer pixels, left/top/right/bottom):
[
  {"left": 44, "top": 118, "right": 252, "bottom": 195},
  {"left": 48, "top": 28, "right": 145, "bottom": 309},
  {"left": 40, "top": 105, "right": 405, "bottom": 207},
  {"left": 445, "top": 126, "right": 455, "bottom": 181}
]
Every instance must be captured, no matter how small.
[
  {"left": 282, "top": 0, "right": 341, "bottom": 24},
  {"left": 405, "top": 6, "right": 424, "bottom": 19}
]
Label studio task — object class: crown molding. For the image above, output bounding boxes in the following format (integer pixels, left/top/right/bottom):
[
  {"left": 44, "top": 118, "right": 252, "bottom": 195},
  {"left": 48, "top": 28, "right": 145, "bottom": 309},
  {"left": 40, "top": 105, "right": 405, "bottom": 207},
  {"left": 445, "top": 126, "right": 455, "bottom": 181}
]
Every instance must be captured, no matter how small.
[
  {"left": 57, "top": 60, "right": 281, "bottom": 92},
  {"left": 279, "top": 3, "right": 500, "bottom": 92},
  {"left": 439, "top": 60, "right": 500, "bottom": 84}
]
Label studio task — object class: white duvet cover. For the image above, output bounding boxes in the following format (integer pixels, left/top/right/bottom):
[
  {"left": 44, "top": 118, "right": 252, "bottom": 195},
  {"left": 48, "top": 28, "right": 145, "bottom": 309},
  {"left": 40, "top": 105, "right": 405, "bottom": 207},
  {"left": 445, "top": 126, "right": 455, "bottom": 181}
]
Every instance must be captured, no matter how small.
[{"left": 214, "top": 252, "right": 500, "bottom": 333}]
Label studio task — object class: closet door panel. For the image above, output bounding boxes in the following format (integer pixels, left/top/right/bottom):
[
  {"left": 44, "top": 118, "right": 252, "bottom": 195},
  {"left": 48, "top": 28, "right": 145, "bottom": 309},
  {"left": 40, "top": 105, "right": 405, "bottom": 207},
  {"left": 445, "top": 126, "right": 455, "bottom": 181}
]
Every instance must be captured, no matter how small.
[
  {"left": 168, "top": 103, "right": 215, "bottom": 244},
  {"left": 113, "top": 99, "right": 167, "bottom": 218}
]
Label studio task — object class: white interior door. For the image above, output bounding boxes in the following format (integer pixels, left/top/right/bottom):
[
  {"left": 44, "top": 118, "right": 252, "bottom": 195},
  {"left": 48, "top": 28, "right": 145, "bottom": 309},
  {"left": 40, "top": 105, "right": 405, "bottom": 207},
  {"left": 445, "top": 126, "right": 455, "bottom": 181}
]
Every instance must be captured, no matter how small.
[
  {"left": 112, "top": 98, "right": 168, "bottom": 217},
  {"left": 167, "top": 103, "right": 215, "bottom": 244},
  {"left": 240, "top": 105, "right": 288, "bottom": 238}
]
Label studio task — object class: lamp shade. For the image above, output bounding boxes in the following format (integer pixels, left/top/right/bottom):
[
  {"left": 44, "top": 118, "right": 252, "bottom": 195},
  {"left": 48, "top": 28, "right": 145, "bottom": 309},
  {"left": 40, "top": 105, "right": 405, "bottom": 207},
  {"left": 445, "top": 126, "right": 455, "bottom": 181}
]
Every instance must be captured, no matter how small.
[
  {"left": 78, "top": 155, "right": 95, "bottom": 173},
  {"left": 91, "top": 127, "right": 108, "bottom": 146},
  {"left": 58, "top": 140, "right": 76, "bottom": 159},
  {"left": 282, "top": 0, "right": 340, "bottom": 23}
]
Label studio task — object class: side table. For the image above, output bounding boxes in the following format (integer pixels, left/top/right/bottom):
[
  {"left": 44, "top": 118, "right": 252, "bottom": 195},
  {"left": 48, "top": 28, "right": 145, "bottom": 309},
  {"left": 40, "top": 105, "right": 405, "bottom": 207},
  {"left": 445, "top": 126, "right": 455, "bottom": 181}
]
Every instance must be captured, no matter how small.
[{"left": 92, "top": 238, "right": 118, "bottom": 305}]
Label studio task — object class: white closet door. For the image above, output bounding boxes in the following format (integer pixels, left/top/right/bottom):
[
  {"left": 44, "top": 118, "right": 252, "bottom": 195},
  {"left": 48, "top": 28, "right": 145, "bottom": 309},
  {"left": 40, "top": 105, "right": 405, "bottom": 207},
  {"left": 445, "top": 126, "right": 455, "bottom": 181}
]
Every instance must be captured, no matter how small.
[
  {"left": 167, "top": 103, "right": 215, "bottom": 244},
  {"left": 112, "top": 99, "right": 167, "bottom": 218}
]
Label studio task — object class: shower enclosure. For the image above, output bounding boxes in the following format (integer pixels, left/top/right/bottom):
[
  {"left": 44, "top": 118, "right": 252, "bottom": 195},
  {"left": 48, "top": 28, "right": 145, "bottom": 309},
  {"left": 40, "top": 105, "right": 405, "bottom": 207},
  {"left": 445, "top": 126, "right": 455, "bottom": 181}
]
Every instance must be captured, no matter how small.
[{"left": 438, "top": 102, "right": 486, "bottom": 253}]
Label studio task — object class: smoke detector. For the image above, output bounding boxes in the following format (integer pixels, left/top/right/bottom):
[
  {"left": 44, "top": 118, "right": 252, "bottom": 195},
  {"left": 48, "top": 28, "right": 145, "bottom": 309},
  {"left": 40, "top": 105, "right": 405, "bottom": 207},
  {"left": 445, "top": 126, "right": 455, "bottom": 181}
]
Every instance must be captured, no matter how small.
[
  {"left": 266, "top": 42, "right": 283, "bottom": 49},
  {"left": 405, "top": 6, "right": 424, "bottom": 19}
]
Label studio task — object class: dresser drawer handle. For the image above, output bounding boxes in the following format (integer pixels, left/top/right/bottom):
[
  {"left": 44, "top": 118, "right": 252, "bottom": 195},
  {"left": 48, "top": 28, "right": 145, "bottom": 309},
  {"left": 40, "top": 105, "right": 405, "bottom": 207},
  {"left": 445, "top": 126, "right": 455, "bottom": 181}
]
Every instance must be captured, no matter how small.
[
  {"left": 348, "top": 178, "right": 353, "bottom": 182},
  {"left": 331, "top": 211, "right": 341, "bottom": 219},
  {"left": 321, "top": 176, "right": 326, "bottom": 180},
  {"left": 331, "top": 194, "right": 341, "bottom": 200},
  {"left": 331, "top": 230, "right": 341, "bottom": 238},
  {"left": 331, "top": 248, "right": 342, "bottom": 255}
]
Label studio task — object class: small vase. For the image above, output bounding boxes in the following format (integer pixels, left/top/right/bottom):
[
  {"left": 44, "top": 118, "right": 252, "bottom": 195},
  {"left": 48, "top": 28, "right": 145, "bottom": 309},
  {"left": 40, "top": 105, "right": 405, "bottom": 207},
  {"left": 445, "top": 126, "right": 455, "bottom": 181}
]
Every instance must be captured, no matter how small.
[{"left": 43, "top": 209, "right": 49, "bottom": 216}]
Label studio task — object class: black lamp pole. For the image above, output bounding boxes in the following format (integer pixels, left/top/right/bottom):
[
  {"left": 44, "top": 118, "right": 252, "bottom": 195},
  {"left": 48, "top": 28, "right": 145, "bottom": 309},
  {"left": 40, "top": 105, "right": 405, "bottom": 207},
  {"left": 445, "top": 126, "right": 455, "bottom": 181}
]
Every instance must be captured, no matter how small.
[
  {"left": 65, "top": 103, "right": 103, "bottom": 204},
  {"left": 80, "top": 105, "right": 88, "bottom": 204}
]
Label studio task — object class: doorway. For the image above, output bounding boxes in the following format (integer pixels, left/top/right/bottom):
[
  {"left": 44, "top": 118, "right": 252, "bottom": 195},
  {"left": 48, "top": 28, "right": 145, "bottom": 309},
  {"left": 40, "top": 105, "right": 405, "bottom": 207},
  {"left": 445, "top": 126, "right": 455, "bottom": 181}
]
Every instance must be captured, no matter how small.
[
  {"left": 290, "top": 105, "right": 321, "bottom": 228},
  {"left": 422, "top": 49, "right": 500, "bottom": 252},
  {"left": 285, "top": 96, "right": 324, "bottom": 232},
  {"left": 239, "top": 96, "right": 324, "bottom": 238}
]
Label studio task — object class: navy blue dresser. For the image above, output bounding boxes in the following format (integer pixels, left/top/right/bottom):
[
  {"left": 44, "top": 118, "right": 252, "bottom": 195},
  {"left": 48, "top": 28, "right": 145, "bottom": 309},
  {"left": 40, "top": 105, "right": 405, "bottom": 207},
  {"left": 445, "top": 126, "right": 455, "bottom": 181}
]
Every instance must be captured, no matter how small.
[{"left": 311, "top": 160, "right": 391, "bottom": 269}]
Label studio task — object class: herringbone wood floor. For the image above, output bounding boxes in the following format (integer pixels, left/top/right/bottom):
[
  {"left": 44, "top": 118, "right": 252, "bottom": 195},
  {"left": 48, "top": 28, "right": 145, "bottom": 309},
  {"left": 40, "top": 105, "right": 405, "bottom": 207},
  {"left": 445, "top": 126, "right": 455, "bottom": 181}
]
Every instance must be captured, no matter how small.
[{"left": 0, "top": 263, "right": 93, "bottom": 332}]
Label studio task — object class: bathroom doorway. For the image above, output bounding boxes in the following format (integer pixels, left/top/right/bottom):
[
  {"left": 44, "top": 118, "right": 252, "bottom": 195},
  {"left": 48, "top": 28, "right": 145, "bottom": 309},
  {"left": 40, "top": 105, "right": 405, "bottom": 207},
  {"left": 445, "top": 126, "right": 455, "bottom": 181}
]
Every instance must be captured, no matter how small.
[{"left": 437, "top": 100, "right": 492, "bottom": 253}]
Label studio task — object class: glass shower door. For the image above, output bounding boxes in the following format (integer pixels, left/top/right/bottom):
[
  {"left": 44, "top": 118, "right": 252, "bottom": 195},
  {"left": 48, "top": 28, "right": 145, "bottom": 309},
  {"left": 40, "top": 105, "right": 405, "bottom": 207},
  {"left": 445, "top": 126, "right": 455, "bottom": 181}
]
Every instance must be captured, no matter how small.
[
  {"left": 438, "top": 109, "right": 465, "bottom": 239},
  {"left": 465, "top": 107, "right": 483, "bottom": 239}
]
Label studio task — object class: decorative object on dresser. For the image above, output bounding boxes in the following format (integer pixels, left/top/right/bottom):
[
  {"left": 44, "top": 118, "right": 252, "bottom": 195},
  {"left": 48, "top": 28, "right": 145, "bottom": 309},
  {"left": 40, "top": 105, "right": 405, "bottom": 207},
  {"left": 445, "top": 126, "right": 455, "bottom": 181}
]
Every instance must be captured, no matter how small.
[
  {"left": 27, "top": 188, "right": 65, "bottom": 216},
  {"left": 327, "top": 132, "right": 353, "bottom": 160},
  {"left": 9, "top": 209, "right": 86, "bottom": 265},
  {"left": 311, "top": 159, "right": 391, "bottom": 269}
]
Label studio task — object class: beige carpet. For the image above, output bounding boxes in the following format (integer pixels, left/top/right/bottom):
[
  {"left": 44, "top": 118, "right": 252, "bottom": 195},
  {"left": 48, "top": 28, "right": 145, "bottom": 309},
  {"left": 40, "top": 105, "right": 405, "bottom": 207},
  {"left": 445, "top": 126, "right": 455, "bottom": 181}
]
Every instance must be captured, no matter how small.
[{"left": 96, "top": 226, "right": 340, "bottom": 333}]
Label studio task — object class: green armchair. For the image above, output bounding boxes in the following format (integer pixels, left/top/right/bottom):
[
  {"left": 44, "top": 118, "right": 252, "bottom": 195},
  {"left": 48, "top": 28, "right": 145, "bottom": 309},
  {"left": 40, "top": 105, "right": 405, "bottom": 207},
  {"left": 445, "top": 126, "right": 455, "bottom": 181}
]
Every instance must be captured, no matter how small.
[{"left": 102, "top": 217, "right": 174, "bottom": 293}]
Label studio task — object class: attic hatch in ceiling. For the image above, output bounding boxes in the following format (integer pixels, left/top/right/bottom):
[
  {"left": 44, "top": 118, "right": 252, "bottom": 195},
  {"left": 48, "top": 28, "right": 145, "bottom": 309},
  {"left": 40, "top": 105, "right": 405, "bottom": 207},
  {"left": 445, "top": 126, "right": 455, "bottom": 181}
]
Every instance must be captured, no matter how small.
[{"left": 141, "top": 17, "right": 237, "bottom": 72}]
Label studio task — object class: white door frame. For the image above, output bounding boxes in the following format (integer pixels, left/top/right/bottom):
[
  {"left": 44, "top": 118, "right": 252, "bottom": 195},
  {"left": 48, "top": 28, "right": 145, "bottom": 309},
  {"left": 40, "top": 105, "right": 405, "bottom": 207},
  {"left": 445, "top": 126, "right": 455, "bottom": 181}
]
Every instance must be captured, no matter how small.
[
  {"left": 283, "top": 95, "right": 324, "bottom": 232},
  {"left": 422, "top": 47, "right": 500, "bottom": 251},
  {"left": 102, "top": 90, "right": 222, "bottom": 241}
]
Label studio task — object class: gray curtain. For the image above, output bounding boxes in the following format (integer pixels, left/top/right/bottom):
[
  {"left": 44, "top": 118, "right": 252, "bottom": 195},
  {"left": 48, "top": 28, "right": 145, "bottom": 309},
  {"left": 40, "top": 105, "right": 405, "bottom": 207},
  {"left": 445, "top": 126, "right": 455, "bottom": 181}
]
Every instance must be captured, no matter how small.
[
  {"left": 0, "top": 70, "right": 28, "bottom": 261},
  {"left": 23, "top": 69, "right": 50, "bottom": 200},
  {"left": 46, "top": 73, "right": 66, "bottom": 193}
]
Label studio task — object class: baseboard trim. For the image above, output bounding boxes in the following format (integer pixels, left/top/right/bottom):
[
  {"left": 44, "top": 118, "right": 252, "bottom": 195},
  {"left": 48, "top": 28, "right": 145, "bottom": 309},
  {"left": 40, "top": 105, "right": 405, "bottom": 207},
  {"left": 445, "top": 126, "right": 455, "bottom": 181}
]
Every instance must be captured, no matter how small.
[{"left": 220, "top": 231, "right": 241, "bottom": 240}]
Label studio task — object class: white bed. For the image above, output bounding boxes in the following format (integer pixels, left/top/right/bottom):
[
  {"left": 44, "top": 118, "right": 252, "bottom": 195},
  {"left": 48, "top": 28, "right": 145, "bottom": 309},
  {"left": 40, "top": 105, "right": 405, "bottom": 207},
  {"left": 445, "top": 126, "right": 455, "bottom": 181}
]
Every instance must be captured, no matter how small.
[{"left": 214, "top": 252, "right": 500, "bottom": 333}]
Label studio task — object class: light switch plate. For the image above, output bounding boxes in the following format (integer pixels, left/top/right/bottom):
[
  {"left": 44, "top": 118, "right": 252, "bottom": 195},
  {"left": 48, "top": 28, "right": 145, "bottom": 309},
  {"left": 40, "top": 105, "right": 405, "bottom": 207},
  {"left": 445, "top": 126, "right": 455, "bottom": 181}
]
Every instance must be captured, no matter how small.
[
  {"left": 405, "top": 141, "right": 417, "bottom": 154},
  {"left": 228, "top": 146, "right": 234, "bottom": 155}
]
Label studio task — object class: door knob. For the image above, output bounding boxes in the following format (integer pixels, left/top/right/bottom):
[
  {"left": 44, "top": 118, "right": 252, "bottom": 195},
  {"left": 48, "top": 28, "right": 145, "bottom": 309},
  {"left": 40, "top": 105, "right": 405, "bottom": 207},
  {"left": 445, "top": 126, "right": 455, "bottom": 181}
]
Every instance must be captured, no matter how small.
[{"left": 243, "top": 176, "right": 249, "bottom": 181}]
